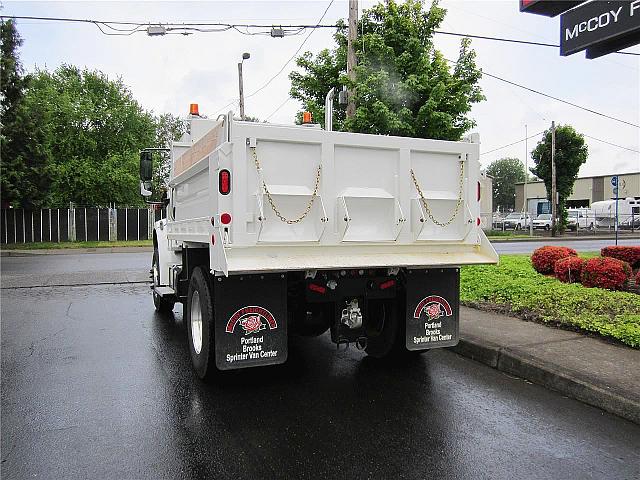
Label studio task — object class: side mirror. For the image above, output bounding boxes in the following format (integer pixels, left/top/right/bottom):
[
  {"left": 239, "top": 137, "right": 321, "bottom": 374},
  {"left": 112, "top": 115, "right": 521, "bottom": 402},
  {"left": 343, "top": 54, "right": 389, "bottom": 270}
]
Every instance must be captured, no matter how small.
[
  {"left": 139, "top": 151, "right": 153, "bottom": 197},
  {"left": 140, "top": 151, "right": 153, "bottom": 182}
]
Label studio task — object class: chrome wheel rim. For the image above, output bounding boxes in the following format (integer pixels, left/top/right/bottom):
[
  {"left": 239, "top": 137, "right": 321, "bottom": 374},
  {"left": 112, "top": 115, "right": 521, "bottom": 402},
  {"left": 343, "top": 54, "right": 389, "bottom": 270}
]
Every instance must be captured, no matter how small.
[{"left": 190, "top": 291, "right": 203, "bottom": 355}]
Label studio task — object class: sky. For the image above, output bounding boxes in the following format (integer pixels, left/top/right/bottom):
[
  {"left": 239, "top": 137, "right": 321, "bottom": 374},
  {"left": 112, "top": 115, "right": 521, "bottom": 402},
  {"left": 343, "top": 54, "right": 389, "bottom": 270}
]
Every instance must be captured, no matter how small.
[{"left": 3, "top": 0, "right": 640, "bottom": 177}]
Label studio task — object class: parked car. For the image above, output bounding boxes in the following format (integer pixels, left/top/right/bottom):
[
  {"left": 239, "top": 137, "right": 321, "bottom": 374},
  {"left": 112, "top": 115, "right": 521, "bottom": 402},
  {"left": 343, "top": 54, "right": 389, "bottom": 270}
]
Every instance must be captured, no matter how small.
[
  {"left": 503, "top": 212, "right": 531, "bottom": 230},
  {"left": 532, "top": 213, "right": 552, "bottom": 231},
  {"left": 567, "top": 208, "right": 594, "bottom": 231},
  {"left": 492, "top": 213, "right": 506, "bottom": 230}
]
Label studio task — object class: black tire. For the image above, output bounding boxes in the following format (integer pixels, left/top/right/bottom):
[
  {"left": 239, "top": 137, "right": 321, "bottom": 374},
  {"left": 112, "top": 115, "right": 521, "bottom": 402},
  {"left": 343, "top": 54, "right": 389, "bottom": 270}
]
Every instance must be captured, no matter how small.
[
  {"left": 365, "top": 297, "right": 427, "bottom": 359},
  {"left": 186, "top": 267, "right": 217, "bottom": 381},
  {"left": 365, "top": 299, "right": 399, "bottom": 358},
  {"left": 291, "top": 304, "right": 332, "bottom": 337},
  {"left": 152, "top": 249, "right": 175, "bottom": 313}
]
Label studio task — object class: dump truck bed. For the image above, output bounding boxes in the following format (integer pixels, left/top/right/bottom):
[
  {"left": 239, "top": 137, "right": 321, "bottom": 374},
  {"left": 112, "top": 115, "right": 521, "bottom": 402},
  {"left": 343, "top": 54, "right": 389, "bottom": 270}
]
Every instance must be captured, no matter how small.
[{"left": 166, "top": 114, "right": 498, "bottom": 275}]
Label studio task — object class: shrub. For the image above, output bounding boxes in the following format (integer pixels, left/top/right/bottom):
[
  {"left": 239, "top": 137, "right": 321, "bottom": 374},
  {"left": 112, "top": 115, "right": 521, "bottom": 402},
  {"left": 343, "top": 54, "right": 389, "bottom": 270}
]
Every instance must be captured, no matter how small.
[
  {"left": 636, "top": 269, "right": 640, "bottom": 286},
  {"left": 601, "top": 246, "right": 640, "bottom": 267},
  {"left": 554, "top": 257, "right": 586, "bottom": 283},
  {"left": 581, "top": 257, "right": 632, "bottom": 290},
  {"left": 531, "top": 246, "right": 577, "bottom": 274}
]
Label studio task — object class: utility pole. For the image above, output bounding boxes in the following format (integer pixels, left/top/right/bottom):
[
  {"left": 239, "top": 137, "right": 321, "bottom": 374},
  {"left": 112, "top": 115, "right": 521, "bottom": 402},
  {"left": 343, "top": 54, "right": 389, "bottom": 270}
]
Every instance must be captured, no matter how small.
[
  {"left": 551, "top": 121, "right": 557, "bottom": 237},
  {"left": 238, "top": 52, "right": 250, "bottom": 120},
  {"left": 346, "top": 0, "right": 358, "bottom": 118}
]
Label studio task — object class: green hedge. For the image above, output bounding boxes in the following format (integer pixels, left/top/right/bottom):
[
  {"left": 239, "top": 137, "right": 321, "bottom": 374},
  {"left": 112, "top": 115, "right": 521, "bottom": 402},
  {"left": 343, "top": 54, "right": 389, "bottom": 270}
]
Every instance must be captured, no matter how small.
[{"left": 460, "top": 255, "right": 640, "bottom": 348}]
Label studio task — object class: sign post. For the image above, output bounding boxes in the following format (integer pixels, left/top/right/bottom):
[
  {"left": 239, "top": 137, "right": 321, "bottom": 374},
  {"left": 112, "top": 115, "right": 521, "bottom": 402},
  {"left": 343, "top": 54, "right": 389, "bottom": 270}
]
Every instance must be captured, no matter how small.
[{"left": 611, "top": 175, "right": 619, "bottom": 245}]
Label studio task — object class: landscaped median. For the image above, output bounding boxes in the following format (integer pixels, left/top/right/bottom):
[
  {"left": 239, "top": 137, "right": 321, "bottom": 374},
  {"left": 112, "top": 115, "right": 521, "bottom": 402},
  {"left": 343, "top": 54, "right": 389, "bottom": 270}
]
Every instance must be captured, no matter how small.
[{"left": 460, "top": 253, "right": 640, "bottom": 348}]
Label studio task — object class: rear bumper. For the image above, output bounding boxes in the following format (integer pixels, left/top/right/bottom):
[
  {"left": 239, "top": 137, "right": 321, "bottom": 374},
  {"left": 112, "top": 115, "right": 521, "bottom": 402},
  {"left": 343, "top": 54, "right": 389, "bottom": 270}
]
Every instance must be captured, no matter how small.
[{"left": 221, "top": 234, "right": 498, "bottom": 275}]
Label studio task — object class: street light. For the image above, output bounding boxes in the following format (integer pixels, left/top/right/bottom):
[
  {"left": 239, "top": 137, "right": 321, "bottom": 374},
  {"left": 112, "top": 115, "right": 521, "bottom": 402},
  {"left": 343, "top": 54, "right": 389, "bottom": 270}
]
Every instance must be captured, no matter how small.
[{"left": 238, "top": 52, "right": 250, "bottom": 120}]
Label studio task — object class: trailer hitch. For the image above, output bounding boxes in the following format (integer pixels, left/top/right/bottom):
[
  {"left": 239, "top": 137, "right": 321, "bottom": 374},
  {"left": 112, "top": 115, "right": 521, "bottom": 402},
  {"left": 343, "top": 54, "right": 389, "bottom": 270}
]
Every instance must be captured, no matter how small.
[{"left": 355, "top": 337, "right": 367, "bottom": 350}]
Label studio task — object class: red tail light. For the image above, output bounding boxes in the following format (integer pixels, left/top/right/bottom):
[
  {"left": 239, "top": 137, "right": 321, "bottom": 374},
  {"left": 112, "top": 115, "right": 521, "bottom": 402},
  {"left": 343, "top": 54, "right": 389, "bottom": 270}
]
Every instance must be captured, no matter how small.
[
  {"left": 220, "top": 213, "right": 232, "bottom": 225},
  {"left": 476, "top": 217, "right": 481, "bottom": 226},
  {"left": 477, "top": 181, "right": 481, "bottom": 202},
  {"left": 379, "top": 279, "right": 396, "bottom": 290},
  {"left": 308, "top": 283, "right": 326, "bottom": 294},
  {"left": 211, "top": 233, "right": 216, "bottom": 245},
  {"left": 219, "top": 169, "right": 231, "bottom": 195}
]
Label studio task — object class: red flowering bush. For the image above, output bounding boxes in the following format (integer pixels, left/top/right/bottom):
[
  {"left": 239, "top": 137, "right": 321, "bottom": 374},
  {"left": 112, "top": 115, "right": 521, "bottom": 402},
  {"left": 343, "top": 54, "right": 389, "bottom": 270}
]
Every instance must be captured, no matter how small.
[
  {"left": 601, "top": 246, "right": 640, "bottom": 267},
  {"left": 531, "top": 246, "right": 578, "bottom": 274},
  {"left": 581, "top": 257, "right": 632, "bottom": 290},
  {"left": 554, "top": 257, "right": 586, "bottom": 283},
  {"left": 636, "top": 269, "right": 640, "bottom": 286}
]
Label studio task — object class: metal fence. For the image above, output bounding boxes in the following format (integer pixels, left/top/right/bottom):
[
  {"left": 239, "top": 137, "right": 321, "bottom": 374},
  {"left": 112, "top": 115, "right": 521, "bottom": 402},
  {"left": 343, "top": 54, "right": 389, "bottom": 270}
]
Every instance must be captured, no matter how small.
[
  {"left": 0, "top": 206, "right": 167, "bottom": 244},
  {"left": 484, "top": 211, "right": 639, "bottom": 233}
]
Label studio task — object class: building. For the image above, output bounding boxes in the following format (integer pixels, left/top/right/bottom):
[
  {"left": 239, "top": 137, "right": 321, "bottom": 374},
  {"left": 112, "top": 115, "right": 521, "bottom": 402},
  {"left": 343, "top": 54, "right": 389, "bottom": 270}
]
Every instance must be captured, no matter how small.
[
  {"left": 515, "top": 172, "right": 640, "bottom": 216},
  {"left": 479, "top": 171, "right": 493, "bottom": 215}
]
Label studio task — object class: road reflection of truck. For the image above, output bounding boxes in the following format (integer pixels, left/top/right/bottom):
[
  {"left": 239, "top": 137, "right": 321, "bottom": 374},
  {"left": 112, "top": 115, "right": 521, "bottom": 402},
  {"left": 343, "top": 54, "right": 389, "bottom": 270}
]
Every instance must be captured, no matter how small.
[
  {"left": 139, "top": 105, "right": 497, "bottom": 380},
  {"left": 591, "top": 198, "right": 640, "bottom": 229}
]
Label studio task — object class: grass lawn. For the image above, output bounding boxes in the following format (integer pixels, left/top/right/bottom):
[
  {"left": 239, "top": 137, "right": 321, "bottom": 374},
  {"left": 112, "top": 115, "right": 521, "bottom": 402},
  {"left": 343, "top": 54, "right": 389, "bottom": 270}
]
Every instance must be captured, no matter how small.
[
  {"left": 2, "top": 240, "right": 152, "bottom": 250},
  {"left": 485, "top": 230, "right": 532, "bottom": 240},
  {"left": 461, "top": 253, "right": 640, "bottom": 348}
]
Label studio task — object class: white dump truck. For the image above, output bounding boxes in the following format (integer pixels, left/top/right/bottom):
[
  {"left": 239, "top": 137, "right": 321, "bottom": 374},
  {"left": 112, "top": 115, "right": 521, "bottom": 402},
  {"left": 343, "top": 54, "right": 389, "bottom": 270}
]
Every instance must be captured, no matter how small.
[{"left": 139, "top": 106, "right": 498, "bottom": 380}]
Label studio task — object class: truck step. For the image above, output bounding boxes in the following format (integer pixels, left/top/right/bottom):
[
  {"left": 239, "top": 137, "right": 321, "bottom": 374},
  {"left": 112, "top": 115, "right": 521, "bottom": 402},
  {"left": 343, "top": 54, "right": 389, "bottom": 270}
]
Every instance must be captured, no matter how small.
[{"left": 153, "top": 286, "right": 176, "bottom": 297}]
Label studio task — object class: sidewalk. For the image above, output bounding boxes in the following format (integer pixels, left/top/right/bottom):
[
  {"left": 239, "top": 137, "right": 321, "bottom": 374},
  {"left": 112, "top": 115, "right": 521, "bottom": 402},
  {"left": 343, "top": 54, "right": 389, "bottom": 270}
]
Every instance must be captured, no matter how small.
[{"left": 453, "top": 307, "right": 640, "bottom": 424}]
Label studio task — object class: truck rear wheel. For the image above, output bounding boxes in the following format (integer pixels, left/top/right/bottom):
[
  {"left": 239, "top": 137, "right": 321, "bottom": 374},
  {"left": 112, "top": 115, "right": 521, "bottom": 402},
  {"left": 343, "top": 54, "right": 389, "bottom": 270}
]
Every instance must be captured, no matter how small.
[
  {"left": 186, "top": 267, "right": 217, "bottom": 381},
  {"left": 152, "top": 250, "right": 175, "bottom": 313},
  {"left": 365, "top": 299, "right": 401, "bottom": 358}
]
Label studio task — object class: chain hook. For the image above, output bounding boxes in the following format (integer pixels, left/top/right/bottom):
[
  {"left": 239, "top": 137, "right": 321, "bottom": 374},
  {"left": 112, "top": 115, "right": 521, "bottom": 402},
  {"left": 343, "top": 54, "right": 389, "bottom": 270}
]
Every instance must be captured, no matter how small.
[
  {"left": 410, "top": 161, "right": 465, "bottom": 227},
  {"left": 251, "top": 146, "right": 322, "bottom": 224}
]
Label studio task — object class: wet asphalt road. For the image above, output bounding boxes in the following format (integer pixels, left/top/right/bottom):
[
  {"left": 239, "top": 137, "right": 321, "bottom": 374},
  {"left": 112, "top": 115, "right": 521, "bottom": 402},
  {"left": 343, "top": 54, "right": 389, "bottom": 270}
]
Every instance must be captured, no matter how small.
[{"left": 2, "top": 254, "right": 640, "bottom": 479}]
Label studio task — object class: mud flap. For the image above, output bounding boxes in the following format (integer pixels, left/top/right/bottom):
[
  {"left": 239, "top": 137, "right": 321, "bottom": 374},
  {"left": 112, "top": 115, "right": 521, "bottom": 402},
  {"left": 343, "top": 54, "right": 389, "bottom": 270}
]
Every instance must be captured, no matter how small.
[
  {"left": 405, "top": 268, "right": 460, "bottom": 351},
  {"left": 214, "top": 273, "right": 287, "bottom": 370}
]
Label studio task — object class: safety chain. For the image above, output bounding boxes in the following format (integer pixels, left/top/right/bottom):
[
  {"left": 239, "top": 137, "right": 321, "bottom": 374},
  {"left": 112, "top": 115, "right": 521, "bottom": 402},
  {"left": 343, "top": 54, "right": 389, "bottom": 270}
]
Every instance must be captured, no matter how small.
[
  {"left": 410, "top": 161, "right": 465, "bottom": 227},
  {"left": 251, "top": 146, "right": 322, "bottom": 224}
]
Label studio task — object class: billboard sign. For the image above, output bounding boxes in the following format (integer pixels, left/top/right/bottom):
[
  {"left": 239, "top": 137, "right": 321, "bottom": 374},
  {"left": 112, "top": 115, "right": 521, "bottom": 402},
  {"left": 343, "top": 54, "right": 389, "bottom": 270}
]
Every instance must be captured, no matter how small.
[
  {"left": 560, "top": 1, "right": 640, "bottom": 57},
  {"left": 520, "top": 0, "right": 584, "bottom": 17}
]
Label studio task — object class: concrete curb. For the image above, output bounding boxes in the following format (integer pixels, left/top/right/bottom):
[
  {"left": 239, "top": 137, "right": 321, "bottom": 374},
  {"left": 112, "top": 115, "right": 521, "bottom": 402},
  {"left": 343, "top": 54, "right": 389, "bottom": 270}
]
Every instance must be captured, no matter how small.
[
  {"left": 451, "top": 336, "right": 640, "bottom": 425},
  {"left": 1, "top": 246, "right": 153, "bottom": 256}
]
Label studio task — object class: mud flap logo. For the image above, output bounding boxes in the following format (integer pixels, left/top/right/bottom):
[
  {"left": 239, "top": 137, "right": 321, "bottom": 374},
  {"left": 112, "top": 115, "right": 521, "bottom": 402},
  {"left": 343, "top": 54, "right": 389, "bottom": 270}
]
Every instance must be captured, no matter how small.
[
  {"left": 413, "top": 295, "right": 454, "bottom": 342},
  {"left": 414, "top": 295, "right": 453, "bottom": 321},
  {"left": 226, "top": 306, "right": 277, "bottom": 334}
]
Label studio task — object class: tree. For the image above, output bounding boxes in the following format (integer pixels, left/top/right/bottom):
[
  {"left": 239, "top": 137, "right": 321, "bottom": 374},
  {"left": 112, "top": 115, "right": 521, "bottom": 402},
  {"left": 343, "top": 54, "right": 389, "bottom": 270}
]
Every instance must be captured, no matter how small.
[
  {"left": 289, "top": 0, "right": 484, "bottom": 140},
  {"left": 0, "top": 19, "right": 51, "bottom": 208},
  {"left": 530, "top": 125, "right": 588, "bottom": 230},
  {"left": 151, "top": 113, "right": 187, "bottom": 200},
  {"left": 21, "top": 65, "right": 157, "bottom": 206},
  {"left": 486, "top": 157, "right": 526, "bottom": 212}
]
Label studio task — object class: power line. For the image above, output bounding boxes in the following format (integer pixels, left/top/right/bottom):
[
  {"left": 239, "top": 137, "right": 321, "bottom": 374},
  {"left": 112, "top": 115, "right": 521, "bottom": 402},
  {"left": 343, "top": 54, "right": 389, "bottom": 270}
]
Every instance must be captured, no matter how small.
[
  {"left": 0, "top": 15, "right": 338, "bottom": 37},
  {"left": 4, "top": 14, "right": 639, "bottom": 56},
  {"left": 481, "top": 130, "right": 639, "bottom": 157},
  {"left": 266, "top": 97, "right": 294, "bottom": 121},
  {"left": 480, "top": 131, "right": 545, "bottom": 156},
  {"left": 446, "top": 59, "right": 640, "bottom": 128},
  {"left": 434, "top": 30, "right": 639, "bottom": 56},
  {"left": 583, "top": 134, "right": 640, "bottom": 154},
  {"left": 245, "top": 0, "right": 335, "bottom": 99}
]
